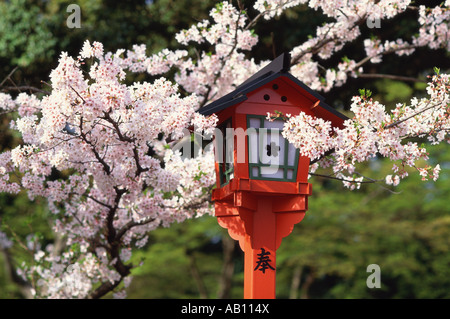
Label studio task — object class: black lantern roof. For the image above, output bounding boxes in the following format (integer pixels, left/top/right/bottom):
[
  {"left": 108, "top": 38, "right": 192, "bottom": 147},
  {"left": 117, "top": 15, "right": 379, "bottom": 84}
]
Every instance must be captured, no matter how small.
[{"left": 198, "top": 53, "right": 348, "bottom": 122}]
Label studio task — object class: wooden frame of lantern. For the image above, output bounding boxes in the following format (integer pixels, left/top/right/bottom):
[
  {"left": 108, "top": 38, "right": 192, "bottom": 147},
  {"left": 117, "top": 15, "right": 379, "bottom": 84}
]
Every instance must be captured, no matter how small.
[{"left": 199, "top": 53, "right": 347, "bottom": 299}]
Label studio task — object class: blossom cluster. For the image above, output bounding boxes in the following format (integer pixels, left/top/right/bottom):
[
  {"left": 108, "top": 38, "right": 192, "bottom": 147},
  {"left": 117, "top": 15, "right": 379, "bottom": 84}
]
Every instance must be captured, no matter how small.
[
  {"left": 282, "top": 112, "right": 334, "bottom": 161},
  {"left": 286, "top": 1, "right": 450, "bottom": 92},
  {"left": 102, "top": 2, "right": 260, "bottom": 105},
  {"left": 282, "top": 72, "right": 449, "bottom": 189},
  {"left": 100, "top": 1, "right": 450, "bottom": 98},
  {"left": 253, "top": 0, "right": 308, "bottom": 20},
  {"left": 0, "top": 40, "right": 218, "bottom": 298}
]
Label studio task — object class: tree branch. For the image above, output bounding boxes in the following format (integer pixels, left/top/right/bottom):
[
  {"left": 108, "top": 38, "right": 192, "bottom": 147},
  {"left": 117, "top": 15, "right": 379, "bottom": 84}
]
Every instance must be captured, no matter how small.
[
  {"left": 217, "top": 235, "right": 236, "bottom": 299},
  {"left": 358, "top": 73, "right": 427, "bottom": 83},
  {"left": 187, "top": 251, "right": 209, "bottom": 298},
  {"left": 385, "top": 101, "right": 441, "bottom": 129},
  {"left": 0, "top": 86, "right": 51, "bottom": 95},
  {"left": 101, "top": 111, "right": 149, "bottom": 176},
  {"left": 0, "top": 247, "right": 34, "bottom": 299},
  {"left": 84, "top": 194, "right": 112, "bottom": 209},
  {"left": 0, "top": 66, "right": 19, "bottom": 87},
  {"left": 308, "top": 172, "right": 381, "bottom": 184},
  {"left": 88, "top": 278, "right": 123, "bottom": 299},
  {"left": 88, "top": 187, "right": 131, "bottom": 299},
  {"left": 79, "top": 116, "right": 112, "bottom": 176},
  {"left": 115, "top": 217, "right": 156, "bottom": 242}
]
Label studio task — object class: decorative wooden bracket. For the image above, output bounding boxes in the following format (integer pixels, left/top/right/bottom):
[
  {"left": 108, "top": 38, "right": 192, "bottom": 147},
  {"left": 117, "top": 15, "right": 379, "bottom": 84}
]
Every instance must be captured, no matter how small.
[{"left": 214, "top": 184, "right": 311, "bottom": 298}]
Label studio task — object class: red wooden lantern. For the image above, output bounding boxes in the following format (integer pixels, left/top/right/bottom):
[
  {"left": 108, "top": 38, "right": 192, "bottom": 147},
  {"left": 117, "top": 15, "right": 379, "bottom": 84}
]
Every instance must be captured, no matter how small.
[{"left": 199, "top": 53, "right": 347, "bottom": 299}]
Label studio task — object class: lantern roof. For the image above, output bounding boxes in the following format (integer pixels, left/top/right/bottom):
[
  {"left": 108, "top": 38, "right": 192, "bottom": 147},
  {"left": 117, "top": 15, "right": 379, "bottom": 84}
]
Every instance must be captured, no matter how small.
[{"left": 198, "top": 53, "right": 348, "bottom": 125}]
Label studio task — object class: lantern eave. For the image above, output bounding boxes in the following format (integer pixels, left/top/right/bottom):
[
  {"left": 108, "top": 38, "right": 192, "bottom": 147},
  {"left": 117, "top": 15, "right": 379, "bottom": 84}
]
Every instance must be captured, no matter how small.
[{"left": 198, "top": 53, "right": 348, "bottom": 128}]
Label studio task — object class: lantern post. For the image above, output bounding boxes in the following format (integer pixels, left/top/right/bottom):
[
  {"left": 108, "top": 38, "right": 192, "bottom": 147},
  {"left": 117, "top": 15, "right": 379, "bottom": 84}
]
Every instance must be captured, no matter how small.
[{"left": 199, "top": 53, "right": 347, "bottom": 299}]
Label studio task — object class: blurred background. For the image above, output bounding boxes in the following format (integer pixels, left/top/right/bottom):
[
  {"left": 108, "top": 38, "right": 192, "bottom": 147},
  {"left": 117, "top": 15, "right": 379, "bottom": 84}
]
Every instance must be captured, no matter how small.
[{"left": 0, "top": 0, "right": 449, "bottom": 298}]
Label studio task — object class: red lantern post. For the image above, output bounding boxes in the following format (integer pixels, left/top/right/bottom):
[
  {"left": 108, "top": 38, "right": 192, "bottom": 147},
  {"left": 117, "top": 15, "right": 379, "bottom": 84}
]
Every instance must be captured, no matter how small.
[{"left": 199, "top": 53, "right": 347, "bottom": 299}]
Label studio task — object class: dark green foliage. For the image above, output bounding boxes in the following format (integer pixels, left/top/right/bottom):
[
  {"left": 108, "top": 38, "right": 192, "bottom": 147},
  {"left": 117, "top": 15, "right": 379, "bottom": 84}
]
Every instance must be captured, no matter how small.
[{"left": 0, "top": 0, "right": 56, "bottom": 68}]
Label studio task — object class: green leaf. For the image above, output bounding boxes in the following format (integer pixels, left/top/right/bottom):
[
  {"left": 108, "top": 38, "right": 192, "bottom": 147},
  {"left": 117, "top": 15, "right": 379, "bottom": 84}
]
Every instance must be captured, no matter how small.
[
  {"left": 359, "top": 88, "right": 372, "bottom": 98},
  {"left": 434, "top": 66, "right": 440, "bottom": 75}
]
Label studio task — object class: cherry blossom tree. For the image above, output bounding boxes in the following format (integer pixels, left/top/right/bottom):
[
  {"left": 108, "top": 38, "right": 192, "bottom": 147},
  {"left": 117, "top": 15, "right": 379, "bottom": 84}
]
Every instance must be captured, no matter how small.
[{"left": 0, "top": 0, "right": 449, "bottom": 298}]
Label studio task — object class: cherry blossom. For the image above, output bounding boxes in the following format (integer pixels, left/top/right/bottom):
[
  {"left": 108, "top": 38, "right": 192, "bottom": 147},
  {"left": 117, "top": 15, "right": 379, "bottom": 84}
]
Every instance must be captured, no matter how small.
[
  {"left": 0, "top": 39, "right": 218, "bottom": 298},
  {"left": 281, "top": 72, "right": 449, "bottom": 188}
]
